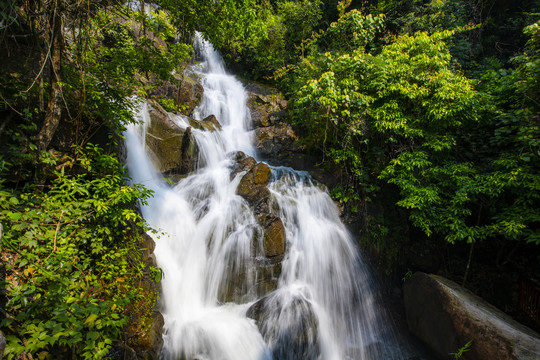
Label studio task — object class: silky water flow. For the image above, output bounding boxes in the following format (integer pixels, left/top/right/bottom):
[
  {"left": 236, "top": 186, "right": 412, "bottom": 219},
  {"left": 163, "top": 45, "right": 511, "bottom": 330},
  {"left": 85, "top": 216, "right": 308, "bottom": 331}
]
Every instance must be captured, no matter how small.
[{"left": 124, "top": 33, "right": 409, "bottom": 360}]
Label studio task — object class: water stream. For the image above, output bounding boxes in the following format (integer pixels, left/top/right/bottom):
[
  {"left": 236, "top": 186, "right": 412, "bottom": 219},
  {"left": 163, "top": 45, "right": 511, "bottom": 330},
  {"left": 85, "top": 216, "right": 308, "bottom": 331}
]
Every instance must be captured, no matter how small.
[{"left": 124, "top": 34, "right": 411, "bottom": 360}]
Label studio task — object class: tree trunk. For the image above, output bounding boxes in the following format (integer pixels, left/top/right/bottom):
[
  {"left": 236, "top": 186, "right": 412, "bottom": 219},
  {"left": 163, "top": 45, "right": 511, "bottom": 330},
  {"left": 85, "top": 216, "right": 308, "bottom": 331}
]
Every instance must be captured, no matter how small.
[{"left": 36, "top": 7, "right": 64, "bottom": 152}]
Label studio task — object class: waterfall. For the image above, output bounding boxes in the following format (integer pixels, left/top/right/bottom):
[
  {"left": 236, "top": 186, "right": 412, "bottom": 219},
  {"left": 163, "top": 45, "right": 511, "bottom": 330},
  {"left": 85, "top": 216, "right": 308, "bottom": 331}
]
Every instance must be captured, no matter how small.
[{"left": 124, "top": 33, "right": 408, "bottom": 360}]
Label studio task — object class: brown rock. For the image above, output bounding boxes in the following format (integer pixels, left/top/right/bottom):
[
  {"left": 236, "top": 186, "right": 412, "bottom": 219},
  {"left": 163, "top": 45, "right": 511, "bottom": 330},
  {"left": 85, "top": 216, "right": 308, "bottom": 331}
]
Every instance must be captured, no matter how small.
[
  {"left": 263, "top": 218, "right": 286, "bottom": 258},
  {"left": 404, "top": 272, "right": 540, "bottom": 360},
  {"left": 236, "top": 162, "right": 272, "bottom": 204},
  {"left": 148, "top": 72, "right": 203, "bottom": 116},
  {"left": 245, "top": 82, "right": 288, "bottom": 128},
  {"left": 145, "top": 100, "right": 198, "bottom": 176},
  {"left": 141, "top": 232, "right": 156, "bottom": 263},
  {"left": 254, "top": 123, "right": 298, "bottom": 159},
  {"left": 230, "top": 151, "right": 257, "bottom": 178},
  {"left": 189, "top": 114, "right": 222, "bottom": 132},
  {"left": 177, "top": 74, "right": 204, "bottom": 115}
]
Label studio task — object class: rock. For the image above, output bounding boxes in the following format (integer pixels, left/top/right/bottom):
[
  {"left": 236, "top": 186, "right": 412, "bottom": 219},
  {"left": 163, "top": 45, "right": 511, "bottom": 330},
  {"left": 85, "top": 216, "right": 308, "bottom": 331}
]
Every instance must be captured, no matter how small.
[
  {"left": 230, "top": 151, "right": 257, "bottom": 178},
  {"left": 149, "top": 73, "right": 204, "bottom": 116},
  {"left": 233, "top": 155, "right": 286, "bottom": 260},
  {"left": 176, "top": 73, "right": 204, "bottom": 116},
  {"left": 243, "top": 81, "right": 304, "bottom": 164},
  {"left": 247, "top": 292, "right": 320, "bottom": 360},
  {"left": 263, "top": 218, "right": 286, "bottom": 258},
  {"left": 214, "top": 152, "right": 287, "bottom": 302},
  {"left": 217, "top": 257, "right": 282, "bottom": 303},
  {"left": 145, "top": 100, "right": 198, "bottom": 176},
  {"left": 0, "top": 330, "right": 5, "bottom": 360},
  {"left": 189, "top": 114, "right": 222, "bottom": 132},
  {"left": 141, "top": 232, "right": 156, "bottom": 264},
  {"left": 254, "top": 122, "right": 299, "bottom": 160},
  {"left": 245, "top": 82, "right": 288, "bottom": 128},
  {"left": 122, "top": 231, "right": 164, "bottom": 360},
  {"left": 403, "top": 272, "right": 540, "bottom": 360},
  {"left": 126, "top": 309, "right": 164, "bottom": 360},
  {"left": 236, "top": 161, "right": 272, "bottom": 204}
]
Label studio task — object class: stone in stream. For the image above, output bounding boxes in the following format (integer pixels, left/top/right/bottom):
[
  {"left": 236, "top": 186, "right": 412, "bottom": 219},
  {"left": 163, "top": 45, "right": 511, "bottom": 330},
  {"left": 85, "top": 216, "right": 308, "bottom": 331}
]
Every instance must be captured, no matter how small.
[
  {"left": 232, "top": 152, "right": 285, "bottom": 260},
  {"left": 216, "top": 152, "right": 287, "bottom": 303},
  {"left": 404, "top": 271, "right": 540, "bottom": 360},
  {"left": 145, "top": 100, "right": 223, "bottom": 179},
  {"left": 246, "top": 292, "right": 320, "bottom": 360},
  {"left": 145, "top": 99, "right": 197, "bottom": 177}
]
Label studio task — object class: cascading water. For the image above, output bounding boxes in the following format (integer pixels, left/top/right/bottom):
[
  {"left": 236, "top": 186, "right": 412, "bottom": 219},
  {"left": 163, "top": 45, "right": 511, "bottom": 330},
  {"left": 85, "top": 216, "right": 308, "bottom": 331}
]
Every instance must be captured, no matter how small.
[{"left": 124, "top": 33, "right": 411, "bottom": 360}]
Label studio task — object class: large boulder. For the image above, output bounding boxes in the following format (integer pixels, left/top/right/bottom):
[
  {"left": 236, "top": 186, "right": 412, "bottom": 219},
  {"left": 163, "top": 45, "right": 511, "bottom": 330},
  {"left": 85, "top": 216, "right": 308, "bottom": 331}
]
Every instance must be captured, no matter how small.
[
  {"left": 247, "top": 292, "right": 320, "bottom": 360},
  {"left": 189, "top": 114, "right": 222, "bottom": 132},
  {"left": 176, "top": 73, "right": 204, "bottom": 116},
  {"left": 404, "top": 272, "right": 540, "bottom": 360},
  {"left": 145, "top": 100, "right": 198, "bottom": 176}
]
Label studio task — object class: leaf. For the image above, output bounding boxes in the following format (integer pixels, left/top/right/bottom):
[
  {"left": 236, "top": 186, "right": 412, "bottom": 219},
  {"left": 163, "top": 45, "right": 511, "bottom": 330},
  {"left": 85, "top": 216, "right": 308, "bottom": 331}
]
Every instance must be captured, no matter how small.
[
  {"left": 84, "top": 314, "right": 98, "bottom": 325},
  {"left": 8, "top": 211, "right": 21, "bottom": 220},
  {"left": 66, "top": 297, "right": 78, "bottom": 304}
]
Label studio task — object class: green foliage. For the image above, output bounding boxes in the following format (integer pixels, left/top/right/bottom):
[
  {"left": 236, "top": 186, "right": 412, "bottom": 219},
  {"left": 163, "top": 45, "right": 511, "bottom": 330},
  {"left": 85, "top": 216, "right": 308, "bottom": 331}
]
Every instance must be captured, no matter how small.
[
  {"left": 63, "top": 5, "right": 192, "bottom": 141},
  {"left": 401, "top": 269, "right": 412, "bottom": 282},
  {"left": 0, "top": 144, "right": 154, "bottom": 359},
  {"left": 158, "top": 0, "right": 267, "bottom": 49},
  {"left": 450, "top": 340, "right": 472, "bottom": 359},
  {"left": 278, "top": 0, "right": 323, "bottom": 56},
  {"left": 316, "top": 10, "right": 385, "bottom": 53},
  {"left": 283, "top": 10, "right": 538, "bottom": 248}
]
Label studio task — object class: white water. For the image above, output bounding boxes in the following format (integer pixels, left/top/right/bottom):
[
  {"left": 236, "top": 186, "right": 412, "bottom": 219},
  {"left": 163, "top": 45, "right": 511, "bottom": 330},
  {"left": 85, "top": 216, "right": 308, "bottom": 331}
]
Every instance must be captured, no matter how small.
[{"left": 124, "top": 34, "right": 406, "bottom": 360}]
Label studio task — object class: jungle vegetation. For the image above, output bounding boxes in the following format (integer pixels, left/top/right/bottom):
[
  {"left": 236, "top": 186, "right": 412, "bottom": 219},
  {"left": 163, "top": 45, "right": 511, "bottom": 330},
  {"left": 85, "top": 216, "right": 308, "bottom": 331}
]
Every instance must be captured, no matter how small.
[{"left": 0, "top": 0, "right": 538, "bottom": 358}]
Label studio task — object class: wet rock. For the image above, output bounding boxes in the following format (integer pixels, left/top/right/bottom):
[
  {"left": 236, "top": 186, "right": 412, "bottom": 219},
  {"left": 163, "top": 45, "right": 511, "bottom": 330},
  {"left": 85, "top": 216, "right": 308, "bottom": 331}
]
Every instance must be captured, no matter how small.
[
  {"left": 263, "top": 218, "right": 286, "bottom": 258},
  {"left": 217, "top": 257, "right": 282, "bottom": 303},
  {"left": 232, "top": 152, "right": 285, "bottom": 260},
  {"left": 236, "top": 162, "right": 272, "bottom": 204},
  {"left": 217, "top": 152, "right": 287, "bottom": 301},
  {"left": 404, "top": 272, "right": 540, "bottom": 360},
  {"left": 145, "top": 100, "right": 198, "bottom": 176},
  {"left": 189, "top": 114, "right": 222, "bottom": 132},
  {"left": 247, "top": 293, "right": 320, "bottom": 360},
  {"left": 230, "top": 151, "right": 257, "bottom": 178}
]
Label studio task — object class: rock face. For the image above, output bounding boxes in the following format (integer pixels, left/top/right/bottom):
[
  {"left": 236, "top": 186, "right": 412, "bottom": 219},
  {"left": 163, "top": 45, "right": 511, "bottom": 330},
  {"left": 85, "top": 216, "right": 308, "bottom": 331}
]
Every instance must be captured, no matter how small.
[
  {"left": 245, "top": 82, "right": 303, "bottom": 164},
  {"left": 404, "top": 272, "right": 540, "bottom": 360},
  {"left": 176, "top": 73, "right": 204, "bottom": 116},
  {"left": 149, "top": 72, "right": 204, "bottom": 116},
  {"left": 246, "top": 82, "right": 288, "bottom": 128},
  {"left": 145, "top": 100, "right": 198, "bottom": 177},
  {"left": 254, "top": 123, "right": 298, "bottom": 161},
  {"left": 123, "top": 232, "right": 164, "bottom": 360}
]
